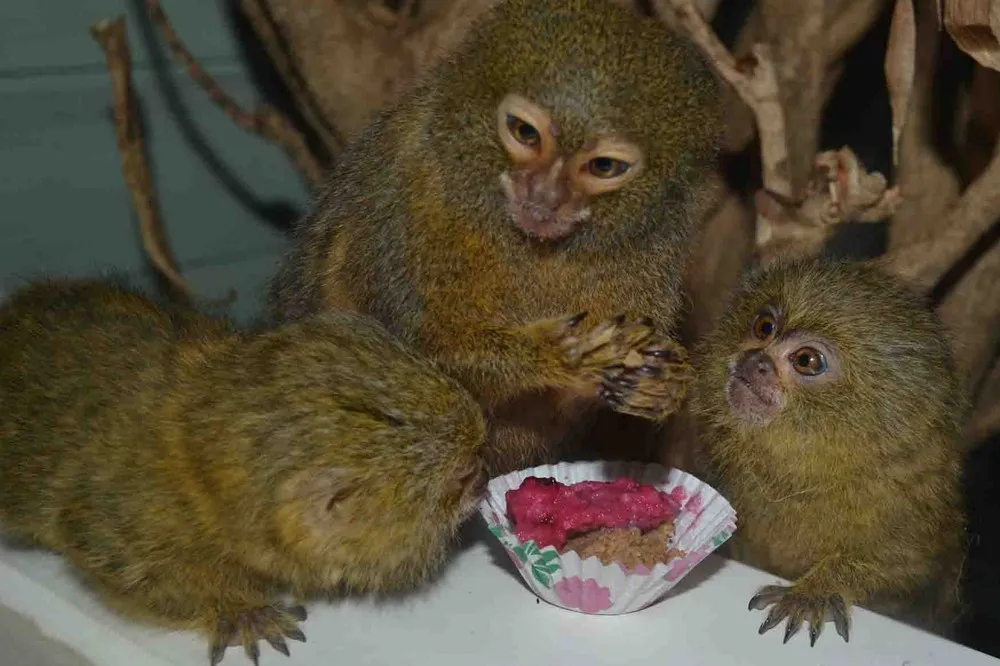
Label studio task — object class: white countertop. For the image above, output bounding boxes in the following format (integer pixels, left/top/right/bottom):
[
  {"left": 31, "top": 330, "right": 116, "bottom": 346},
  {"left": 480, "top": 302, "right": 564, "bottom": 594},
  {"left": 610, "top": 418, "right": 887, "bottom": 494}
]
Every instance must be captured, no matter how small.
[{"left": 0, "top": 521, "right": 995, "bottom": 666}]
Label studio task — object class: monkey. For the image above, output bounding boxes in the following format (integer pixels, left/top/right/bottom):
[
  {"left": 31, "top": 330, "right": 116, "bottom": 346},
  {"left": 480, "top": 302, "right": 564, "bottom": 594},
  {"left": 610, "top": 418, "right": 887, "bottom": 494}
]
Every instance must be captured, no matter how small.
[
  {"left": 267, "top": 0, "right": 725, "bottom": 476},
  {"left": 689, "top": 257, "right": 968, "bottom": 646},
  {"left": 0, "top": 277, "right": 493, "bottom": 665}
]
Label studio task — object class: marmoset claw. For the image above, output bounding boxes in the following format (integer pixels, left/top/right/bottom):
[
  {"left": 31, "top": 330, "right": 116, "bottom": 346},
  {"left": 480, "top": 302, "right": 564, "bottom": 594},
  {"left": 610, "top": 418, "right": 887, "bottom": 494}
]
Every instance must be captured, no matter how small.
[
  {"left": 209, "top": 602, "right": 307, "bottom": 666},
  {"left": 749, "top": 584, "right": 850, "bottom": 646}
]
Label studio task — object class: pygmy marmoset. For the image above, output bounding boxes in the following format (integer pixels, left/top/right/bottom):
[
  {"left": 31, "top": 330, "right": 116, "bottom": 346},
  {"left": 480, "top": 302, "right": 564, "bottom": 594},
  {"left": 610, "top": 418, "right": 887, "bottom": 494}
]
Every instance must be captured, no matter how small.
[
  {"left": 691, "top": 258, "right": 967, "bottom": 645},
  {"left": 268, "top": 0, "right": 724, "bottom": 475},
  {"left": 0, "top": 278, "right": 488, "bottom": 665}
]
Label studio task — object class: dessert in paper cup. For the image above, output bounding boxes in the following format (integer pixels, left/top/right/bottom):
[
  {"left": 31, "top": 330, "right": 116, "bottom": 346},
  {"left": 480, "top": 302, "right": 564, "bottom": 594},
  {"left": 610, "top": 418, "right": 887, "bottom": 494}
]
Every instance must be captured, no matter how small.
[{"left": 478, "top": 460, "right": 737, "bottom": 615}]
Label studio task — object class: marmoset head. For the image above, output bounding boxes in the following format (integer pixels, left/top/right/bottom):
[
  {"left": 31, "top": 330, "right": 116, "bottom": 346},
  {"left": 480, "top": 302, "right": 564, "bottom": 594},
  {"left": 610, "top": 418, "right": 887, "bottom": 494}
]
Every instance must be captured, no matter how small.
[
  {"left": 421, "top": 0, "right": 722, "bottom": 247},
  {"left": 694, "top": 258, "right": 964, "bottom": 445},
  {"left": 202, "top": 315, "right": 489, "bottom": 592}
]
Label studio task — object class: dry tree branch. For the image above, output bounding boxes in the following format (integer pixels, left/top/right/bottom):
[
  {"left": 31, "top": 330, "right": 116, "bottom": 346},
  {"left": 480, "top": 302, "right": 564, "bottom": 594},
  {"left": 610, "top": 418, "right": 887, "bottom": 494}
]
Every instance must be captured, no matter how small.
[
  {"left": 759, "top": 0, "right": 826, "bottom": 198},
  {"left": 394, "top": 0, "right": 500, "bottom": 78},
  {"left": 721, "top": 0, "right": 887, "bottom": 159},
  {"left": 145, "top": 0, "right": 325, "bottom": 189},
  {"left": 654, "top": 0, "right": 789, "bottom": 199},
  {"left": 886, "top": 139, "right": 1000, "bottom": 285},
  {"left": 965, "top": 399, "right": 1000, "bottom": 444},
  {"left": 883, "top": 1, "right": 1000, "bottom": 287},
  {"left": 828, "top": 0, "right": 893, "bottom": 62},
  {"left": 657, "top": 0, "right": 900, "bottom": 262},
  {"left": 656, "top": 0, "right": 770, "bottom": 121},
  {"left": 944, "top": 0, "right": 1000, "bottom": 71},
  {"left": 231, "top": 0, "right": 501, "bottom": 145},
  {"left": 878, "top": 0, "right": 1000, "bottom": 407},
  {"left": 936, "top": 246, "right": 1000, "bottom": 396},
  {"left": 754, "top": 147, "right": 903, "bottom": 261},
  {"left": 885, "top": 0, "right": 916, "bottom": 168},
  {"left": 237, "top": 0, "right": 345, "bottom": 157},
  {"left": 886, "top": 0, "right": 961, "bottom": 252},
  {"left": 90, "top": 17, "right": 194, "bottom": 302},
  {"left": 364, "top": 0, "right": 420, "bottom": 30},
  {"left": 965, "top": 356, "right": 1000, "bottom": 443}
]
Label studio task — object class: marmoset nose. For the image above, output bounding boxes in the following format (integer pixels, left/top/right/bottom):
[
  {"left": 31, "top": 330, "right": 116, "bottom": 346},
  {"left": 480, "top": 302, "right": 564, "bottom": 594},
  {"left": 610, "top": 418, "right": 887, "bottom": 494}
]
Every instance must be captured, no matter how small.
[{"left": 743, "top": 350, "right": 776, "bottom": 377}]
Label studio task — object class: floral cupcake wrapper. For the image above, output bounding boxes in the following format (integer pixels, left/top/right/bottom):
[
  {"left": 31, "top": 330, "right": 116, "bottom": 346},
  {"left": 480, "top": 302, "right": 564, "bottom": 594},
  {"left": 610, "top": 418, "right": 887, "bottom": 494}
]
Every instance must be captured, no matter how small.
[{"left": 478, "top": 460, "right": 737, "bottom": 615}]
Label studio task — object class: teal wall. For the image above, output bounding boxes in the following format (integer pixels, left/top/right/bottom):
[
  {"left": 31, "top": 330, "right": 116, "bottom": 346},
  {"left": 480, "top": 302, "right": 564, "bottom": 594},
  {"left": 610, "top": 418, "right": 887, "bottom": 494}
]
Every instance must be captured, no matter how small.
[{"left": 0, "top": 1, "right": 310, "bottom": 321}]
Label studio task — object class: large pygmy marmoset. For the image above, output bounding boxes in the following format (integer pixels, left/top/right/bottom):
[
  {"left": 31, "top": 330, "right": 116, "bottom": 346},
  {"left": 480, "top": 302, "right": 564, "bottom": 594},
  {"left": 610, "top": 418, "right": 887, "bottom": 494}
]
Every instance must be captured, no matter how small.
[
  {"left": 691, "top": 258, "right": 967, "bottom": 645},
  {"left": 268, "top": 0, "right": 724, "bottom": 474},
  {"left": 0, "top": 278, "right": 487, "bottom": 665}
]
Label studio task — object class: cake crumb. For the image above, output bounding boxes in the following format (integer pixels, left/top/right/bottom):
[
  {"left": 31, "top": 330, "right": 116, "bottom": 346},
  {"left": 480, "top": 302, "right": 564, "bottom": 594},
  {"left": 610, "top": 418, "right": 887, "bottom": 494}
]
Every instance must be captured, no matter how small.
[{"left": 563, "top": 522, "right": 684, "bottom": 569}]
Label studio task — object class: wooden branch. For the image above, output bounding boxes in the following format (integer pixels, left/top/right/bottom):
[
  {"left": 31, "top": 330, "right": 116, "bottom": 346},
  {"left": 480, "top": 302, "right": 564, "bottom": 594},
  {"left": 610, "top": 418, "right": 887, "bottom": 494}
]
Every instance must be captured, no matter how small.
[
  {"left": 886, "top": 139, "right": 1000, "bottom": 285},
  {"left": 759, "top": 0, "right": 826, "bottom": 198},
  {"left": 697, "top": 0, "right": 724, "bottom": 19},
  {"left": 828, "top": 0, "right": 894, "bottom": 62},
  {"left": 965, "top": 355, "right": 1000, "bottom": 443},
  {"left": 145, "top": 0, "right": 325, "bottom": 189},
  {"left": 658, "top": 0, "right": 898, "bottom": 261},
  {"left": 755, "top": 147, "right": 902, "bottom": 262},
  {"left": 944, "top": 0, "right": 1000, "bottom": 72},
  {"left": 885, "top": 0, "right": 916, "bottom": 168},
  {"left": 886, "top": 0, "right": 961, "bottom": 251},
  {"left": 936, "top": 246, "right": 1000, "bottom": 394},
  {"left": 657, "top": 1, "right": 766, "bottom": 117},
  {"left": 236, "top": 0, "right": 345, "bottom": 157},
  {"left": 721, "top": 0, "right": 885, "bottom": 158},
  {"left": 655, "top": 0, "right": 790, "bottom": 200},
  {"left": 90, "top": 17, "right": 193, "bottom": 301},
  {"left": 878, "top": 0, "right": 1000, "bottom": 419},
  {"left": 965, "top": 398, "right": 1000, "bottom": 444}
]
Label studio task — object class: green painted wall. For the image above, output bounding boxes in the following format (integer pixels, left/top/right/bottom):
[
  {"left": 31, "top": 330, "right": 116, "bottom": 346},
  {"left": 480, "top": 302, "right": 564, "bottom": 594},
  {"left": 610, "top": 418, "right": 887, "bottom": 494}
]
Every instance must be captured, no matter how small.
[{"left": 0, "top": 1, "right": 310, "bottom": 321}]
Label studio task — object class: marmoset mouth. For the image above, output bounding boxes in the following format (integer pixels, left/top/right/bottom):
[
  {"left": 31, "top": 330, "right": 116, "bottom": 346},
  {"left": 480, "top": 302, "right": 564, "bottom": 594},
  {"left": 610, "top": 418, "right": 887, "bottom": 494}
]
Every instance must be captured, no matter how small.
[
  {"left": 725, "top": 374, "right": 782, "bottom": 426},
  {"left": 509, "top": 206, "right": 586, "bottom": 241},
  {"left": 500, "top": 169, "right": 592, "bottom": 242},
  {"left": 734, "top": 375, "right": 773, "bottom": 403}
]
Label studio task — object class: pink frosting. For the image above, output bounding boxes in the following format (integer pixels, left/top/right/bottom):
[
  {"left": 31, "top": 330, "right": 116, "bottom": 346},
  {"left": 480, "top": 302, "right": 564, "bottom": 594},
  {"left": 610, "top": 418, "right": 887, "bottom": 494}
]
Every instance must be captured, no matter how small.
[{"left": 505, "top": 476, "right": 679, "bottom": 550}]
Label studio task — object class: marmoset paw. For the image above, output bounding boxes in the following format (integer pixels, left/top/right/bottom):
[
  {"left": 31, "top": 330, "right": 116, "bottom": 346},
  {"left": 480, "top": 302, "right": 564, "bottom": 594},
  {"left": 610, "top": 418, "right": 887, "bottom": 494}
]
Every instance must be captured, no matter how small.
[
  {"left": 749, "top": 584, "right": 850, "bottom": 646},
  {"left": 555, "top": 313, "right": 655, "bottom": 378},
  {"left": 597, "top": 336, "right": 692, "bottom": 421},
  {"left": 209, "top": 602, "right": 308, "bottom": 666},
  {"left": 535, "top": 310, "right": 590, "bottom": 339}
]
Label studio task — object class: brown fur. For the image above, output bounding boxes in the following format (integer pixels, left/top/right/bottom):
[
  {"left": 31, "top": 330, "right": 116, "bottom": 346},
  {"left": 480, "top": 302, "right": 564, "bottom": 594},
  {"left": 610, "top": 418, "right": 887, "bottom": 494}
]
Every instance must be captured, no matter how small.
[
  {"left": 691, "top": 258, "right": 968, "bottom": 640},
  {"left": 0, "top": 278, "right": 486, "bottom": 663},
  {"left": 267, "top": 0, "right": 724, "bottom": 475}
]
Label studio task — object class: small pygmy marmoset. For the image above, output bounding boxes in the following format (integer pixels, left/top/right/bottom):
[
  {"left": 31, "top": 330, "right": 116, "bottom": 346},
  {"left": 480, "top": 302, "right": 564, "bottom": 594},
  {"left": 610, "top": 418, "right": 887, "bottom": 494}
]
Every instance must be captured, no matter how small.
[
  {"left": 268, "top": 0, "right": 724, "bottom": 475},
  {"left": 691, "top": 258, "right": 967, "bottom": 645},
  {"left": 0, "top": 278, "right": 487, "bottom": 665}
]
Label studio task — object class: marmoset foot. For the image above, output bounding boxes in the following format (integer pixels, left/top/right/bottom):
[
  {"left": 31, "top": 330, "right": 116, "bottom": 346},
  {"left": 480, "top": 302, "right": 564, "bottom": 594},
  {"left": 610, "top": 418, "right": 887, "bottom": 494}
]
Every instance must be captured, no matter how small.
[
  {"left": 749, "top": 584, "right": 850, "bottom": 646},
  {"left": 209, "top": 602, "right": 307, "bottom": 666}
]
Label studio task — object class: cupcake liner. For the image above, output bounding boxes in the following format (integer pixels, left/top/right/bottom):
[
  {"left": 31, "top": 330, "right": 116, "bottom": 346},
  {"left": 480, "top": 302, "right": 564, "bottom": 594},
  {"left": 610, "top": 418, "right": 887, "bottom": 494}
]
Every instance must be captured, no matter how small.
[{"left": 478, "top": 460, "right": 737, "bottom": 615}]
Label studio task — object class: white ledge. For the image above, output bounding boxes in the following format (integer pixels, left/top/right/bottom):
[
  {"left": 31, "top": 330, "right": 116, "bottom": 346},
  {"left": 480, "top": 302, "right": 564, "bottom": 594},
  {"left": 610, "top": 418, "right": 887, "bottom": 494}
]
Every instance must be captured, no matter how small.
[{"left": 0, "top": 521, "right": 996, "bottom": 666}]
